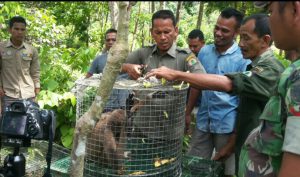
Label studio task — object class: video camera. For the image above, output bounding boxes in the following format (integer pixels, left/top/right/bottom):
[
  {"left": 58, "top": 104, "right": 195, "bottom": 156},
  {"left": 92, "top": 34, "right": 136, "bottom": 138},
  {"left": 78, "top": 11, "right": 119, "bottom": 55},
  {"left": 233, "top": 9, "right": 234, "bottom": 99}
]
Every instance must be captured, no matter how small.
[{"left": 0, "top": 100, "right": 56, "bottom": 177}]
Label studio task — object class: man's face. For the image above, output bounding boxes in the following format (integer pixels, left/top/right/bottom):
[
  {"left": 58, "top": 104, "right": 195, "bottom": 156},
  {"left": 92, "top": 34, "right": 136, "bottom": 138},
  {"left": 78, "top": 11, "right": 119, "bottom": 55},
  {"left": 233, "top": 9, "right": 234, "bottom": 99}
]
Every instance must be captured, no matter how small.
[
  {"left": 105, "top": 32, "right": 117, "bottom": 50},
  {"left": 151, "top": 18, "right": 178, "bottom": 53},
  {"left": 188, "top": 37, "right": 205, "bottom": 56},
  {"left": 285, "top": 50, "right": 299, "bottom": 61},
  {"left": 268, "top": 2, "right": 293, "bottom": 50},
  {"left": 214, "top": 16, "right": 238, "bottom": 49},
  {"left": 9, "top": 22, "right": 26, "bottom": 43},
  {"left": 239, "top": 19, "right": 266, "bottom": 60}
]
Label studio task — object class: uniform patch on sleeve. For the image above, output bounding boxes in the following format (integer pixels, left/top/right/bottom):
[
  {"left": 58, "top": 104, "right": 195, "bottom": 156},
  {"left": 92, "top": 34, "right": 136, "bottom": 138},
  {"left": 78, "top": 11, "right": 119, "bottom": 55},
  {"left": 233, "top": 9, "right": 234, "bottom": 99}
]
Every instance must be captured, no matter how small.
[
  {"left": 242, "top": 71, "right": 253, "bottom": 77},
  {"left": 186, "top": 54, "right": 197, "bottom": 67},
  {"left": 289, "top": 106, "right": 300, "bottom": 116},
  {"left": 289, "top": 75, "right": 300, "bottom": 116},
  {"left": 252, "top": 66, "right": 264, "bottom": 73}
]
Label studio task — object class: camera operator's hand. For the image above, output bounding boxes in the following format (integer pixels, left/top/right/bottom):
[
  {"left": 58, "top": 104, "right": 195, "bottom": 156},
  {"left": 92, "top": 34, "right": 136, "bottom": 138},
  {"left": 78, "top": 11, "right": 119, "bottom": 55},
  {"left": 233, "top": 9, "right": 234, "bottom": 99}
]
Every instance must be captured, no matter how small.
[{"left": 0, "top": 88, "right": 5, "bottom": 97}]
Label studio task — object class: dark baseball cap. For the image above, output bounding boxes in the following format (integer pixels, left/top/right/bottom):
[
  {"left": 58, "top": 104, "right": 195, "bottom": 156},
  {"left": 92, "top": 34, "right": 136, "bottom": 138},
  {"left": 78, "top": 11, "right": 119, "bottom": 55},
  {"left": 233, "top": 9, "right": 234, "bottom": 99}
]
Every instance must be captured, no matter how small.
[{"left": 254, "top": 1, "right": 271, "bottom": 8}]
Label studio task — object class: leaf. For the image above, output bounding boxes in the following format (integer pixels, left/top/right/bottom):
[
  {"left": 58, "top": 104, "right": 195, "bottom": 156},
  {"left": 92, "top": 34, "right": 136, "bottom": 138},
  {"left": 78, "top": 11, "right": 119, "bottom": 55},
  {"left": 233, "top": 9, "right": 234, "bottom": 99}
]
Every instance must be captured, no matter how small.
[
  {"left": 45, "top": 79, "right": 59, "bottom": 91},
  {"left": 60, "top": 124, "right": 70, "bottom": 136},
  {"left": 61, "top": 134, "right": 73, "bottom": 148},
  {"left": 60, "top": 125, "right": 74, "bottom": 148},
  {"left": 63, "top": 92, "right": 76, "bottom": 106}
]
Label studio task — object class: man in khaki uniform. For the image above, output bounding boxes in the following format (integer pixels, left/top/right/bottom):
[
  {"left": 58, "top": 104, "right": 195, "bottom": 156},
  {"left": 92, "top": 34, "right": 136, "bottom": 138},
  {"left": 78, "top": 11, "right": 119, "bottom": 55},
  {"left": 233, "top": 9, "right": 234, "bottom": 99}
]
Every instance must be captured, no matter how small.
[
  {"left": 0, "top": 16, "right": 40, "bottom": 112},
  {"left": 121, "top": 9, "right": 205, "bottom": 138},
  {"left": 122, "top": 9, "right": 205, "bottom": 79}
]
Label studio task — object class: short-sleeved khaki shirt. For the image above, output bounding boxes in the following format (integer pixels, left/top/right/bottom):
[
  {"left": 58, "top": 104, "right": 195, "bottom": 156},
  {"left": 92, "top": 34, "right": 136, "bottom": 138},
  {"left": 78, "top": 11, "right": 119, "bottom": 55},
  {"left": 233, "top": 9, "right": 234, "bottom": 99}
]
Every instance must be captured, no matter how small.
[
  {"left": 126, "top": 42, "right": 206, "bottom": 74},
  {"left": 0, "top": 40, "right": 40, "bottom": 99}
]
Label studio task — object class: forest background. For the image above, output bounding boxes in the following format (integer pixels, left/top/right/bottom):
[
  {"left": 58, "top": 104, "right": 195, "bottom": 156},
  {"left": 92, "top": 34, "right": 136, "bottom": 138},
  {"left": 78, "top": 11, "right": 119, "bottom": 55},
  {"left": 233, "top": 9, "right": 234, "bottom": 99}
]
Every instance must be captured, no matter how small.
[{"left": 0, "top": 1, "right": 290, "bottom": 150}]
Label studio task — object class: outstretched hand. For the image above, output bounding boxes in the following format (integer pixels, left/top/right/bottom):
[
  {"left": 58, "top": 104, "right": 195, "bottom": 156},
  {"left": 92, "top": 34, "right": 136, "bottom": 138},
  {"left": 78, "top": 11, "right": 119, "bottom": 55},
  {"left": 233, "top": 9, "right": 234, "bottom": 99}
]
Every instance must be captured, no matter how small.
[{"left": 145, "top": 66, "right": 178, "bottom": 81}]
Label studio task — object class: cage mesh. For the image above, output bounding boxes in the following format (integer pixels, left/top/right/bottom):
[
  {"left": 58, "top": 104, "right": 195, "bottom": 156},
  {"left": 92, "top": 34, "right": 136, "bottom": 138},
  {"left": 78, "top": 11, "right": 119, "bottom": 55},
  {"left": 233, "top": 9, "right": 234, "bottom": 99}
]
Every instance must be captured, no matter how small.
[
  {"left": 0, "top": 140, "right": 70, "bottom": 177},
  {"left": 74, "top": 75, "right": 188, "bottom": 177}
]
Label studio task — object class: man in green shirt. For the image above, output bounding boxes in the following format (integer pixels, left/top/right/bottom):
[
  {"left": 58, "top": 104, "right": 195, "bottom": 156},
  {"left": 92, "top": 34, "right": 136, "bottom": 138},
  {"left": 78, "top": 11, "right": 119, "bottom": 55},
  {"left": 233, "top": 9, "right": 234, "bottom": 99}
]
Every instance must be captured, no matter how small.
[
  {"left": 121, "top": 9, "right": 206, "bottom": 79},
  {"left": 121, "top": 9, "right": 205, "bottom": 141}
]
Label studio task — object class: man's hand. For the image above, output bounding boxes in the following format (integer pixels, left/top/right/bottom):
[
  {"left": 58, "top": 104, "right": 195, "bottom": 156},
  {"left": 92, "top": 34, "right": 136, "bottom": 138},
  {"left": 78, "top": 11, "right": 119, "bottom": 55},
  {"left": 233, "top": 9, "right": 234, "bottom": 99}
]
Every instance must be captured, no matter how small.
[
  {"left": 0, "top": 88, "right": 5, "bottom": 97},
  {"left": 185, "top": 114, "right": 192, "bottom": 135},
  {"left": 123, "top": 63, "right": 143, "bottom": 80},
  {"left": 146, "top": 66, "right": 178, "bottom": 80},
  {"left": 35, "top": 88, "right": 40, "bottom": 96},
  {"left": 212, "top": 133, "right": 236, "bottom": 161}
]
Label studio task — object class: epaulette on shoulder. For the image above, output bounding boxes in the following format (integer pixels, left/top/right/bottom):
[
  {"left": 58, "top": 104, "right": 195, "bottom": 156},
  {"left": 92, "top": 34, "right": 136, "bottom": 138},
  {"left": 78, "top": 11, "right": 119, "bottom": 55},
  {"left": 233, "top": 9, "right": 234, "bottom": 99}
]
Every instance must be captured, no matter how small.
[
  {"left": 176, "top": 47, "right": 191, "bottom": 54},
  {"left": 142, "top": 44, "right": 155, "bottom": 49}
]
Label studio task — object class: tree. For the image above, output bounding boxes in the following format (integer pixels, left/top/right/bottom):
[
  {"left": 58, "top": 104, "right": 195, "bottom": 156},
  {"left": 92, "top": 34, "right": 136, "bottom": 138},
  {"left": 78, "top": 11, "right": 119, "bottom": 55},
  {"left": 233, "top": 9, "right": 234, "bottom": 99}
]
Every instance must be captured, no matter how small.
[
  {"left": 130, "top": 2, "right": 141, "bottom": 51},
  {"left": 196, "top": 2, "right": 204, "bottom": 29},
  {"left": 109, "top": 1, "right": 118, "bottom": 29},
  {"left": 159, "top": 1, "right": 164, "bottom": 10},
  {"left": 175, "top": 1, "right": 182, "bottom": 25},
  {"left": 69, "top": 2, "right": 134, "bottom": 177}
]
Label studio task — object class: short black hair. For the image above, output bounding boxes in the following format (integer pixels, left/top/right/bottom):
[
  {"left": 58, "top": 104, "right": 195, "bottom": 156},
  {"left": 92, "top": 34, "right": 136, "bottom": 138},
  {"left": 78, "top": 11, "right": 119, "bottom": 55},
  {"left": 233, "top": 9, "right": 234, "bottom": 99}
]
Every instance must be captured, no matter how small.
[
  {"left": 9, "top": 16, "right": 26, "bottom": 28},
  {"left": 152, "top": 9, "right": 176, "bottom": 27},
  {"left": 242, "top": 14, "right": 273, "bottom": 46},
  {"left": 105, "top": 28, "right": 117, "bottom": 38},
  {"left": 188, "top": 29, "right": 204, "bottom": 41},
  {"left": 220, "top": 8, "right": 244, "bottom": 29}
]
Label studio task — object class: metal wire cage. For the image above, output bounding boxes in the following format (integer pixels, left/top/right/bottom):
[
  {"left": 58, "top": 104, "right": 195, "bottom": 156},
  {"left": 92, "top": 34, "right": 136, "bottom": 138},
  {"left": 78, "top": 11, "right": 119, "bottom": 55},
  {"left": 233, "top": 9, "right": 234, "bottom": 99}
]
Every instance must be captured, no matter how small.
[
  {"left": 0, "top": 140, "right": 70, "bottom": 177},
  {"left": 74, "top": 74, "right": 188, "bottom": 177}
]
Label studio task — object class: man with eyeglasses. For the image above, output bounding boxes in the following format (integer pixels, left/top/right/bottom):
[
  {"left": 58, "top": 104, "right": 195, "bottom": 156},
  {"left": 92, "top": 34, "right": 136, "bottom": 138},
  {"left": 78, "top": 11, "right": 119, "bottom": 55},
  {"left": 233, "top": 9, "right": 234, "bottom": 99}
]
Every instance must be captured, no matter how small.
[{"left": 86, "top": 28, "right": 117, "bottom": 78}]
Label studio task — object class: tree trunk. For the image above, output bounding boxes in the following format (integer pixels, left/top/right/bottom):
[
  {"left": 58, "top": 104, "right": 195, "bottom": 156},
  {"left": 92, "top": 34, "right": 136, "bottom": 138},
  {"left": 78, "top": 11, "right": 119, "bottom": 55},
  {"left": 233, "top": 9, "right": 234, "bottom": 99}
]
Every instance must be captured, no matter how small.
[
  {"left": 175, "top": 1, "right": 182, "bottom": 25},
  {"left": 234, "top": 1, "right": 238, "bottom": 9},
  {"left": 131, "top": 2, "right": 141, "bottom": 51},
  {"left": 151, "top": 1, "right": 155, "bottom": 13},
  {"left": 109, "top": 1, "right": 119, "bottom": 29},
  {"left": 159, "top": 1, "right": 164, "bottom": 10},
  {"left": 196, "top": 2, "right": 204, "bottom": 29},
  {"left": 240, "top": 1, "right": 246, "bottom": 15},
  {"left": 69, "top": 2, "right": 132, "bottom": 177}
]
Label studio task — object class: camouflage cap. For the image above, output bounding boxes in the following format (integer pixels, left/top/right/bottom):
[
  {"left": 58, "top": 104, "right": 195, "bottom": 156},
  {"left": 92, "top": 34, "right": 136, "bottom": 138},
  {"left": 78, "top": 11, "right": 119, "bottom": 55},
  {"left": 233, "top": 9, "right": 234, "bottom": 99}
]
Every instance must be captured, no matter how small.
[{"left": 254, "top": 1, "right": 271, "bottom": 8}]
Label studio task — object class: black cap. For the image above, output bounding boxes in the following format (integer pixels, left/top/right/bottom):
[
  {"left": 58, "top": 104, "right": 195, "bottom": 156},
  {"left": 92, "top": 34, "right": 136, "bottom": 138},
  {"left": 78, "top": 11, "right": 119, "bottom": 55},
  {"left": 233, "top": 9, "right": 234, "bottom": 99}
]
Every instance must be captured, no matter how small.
[{"left": 254, "top": 1, "right": 270, "bottom": 8}]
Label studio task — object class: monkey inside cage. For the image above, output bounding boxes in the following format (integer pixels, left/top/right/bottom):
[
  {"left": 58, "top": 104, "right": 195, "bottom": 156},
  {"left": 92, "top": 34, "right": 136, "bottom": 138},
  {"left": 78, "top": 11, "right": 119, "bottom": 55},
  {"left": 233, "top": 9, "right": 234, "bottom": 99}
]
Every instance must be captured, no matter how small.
[{"left": 74, "top": 74, "right": 188, "bottom": 177}]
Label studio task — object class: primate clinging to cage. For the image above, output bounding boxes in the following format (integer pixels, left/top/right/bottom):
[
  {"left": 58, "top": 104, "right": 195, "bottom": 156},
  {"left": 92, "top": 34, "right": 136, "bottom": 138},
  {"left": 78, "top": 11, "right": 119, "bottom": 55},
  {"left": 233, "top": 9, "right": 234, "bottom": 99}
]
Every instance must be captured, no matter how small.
[{"left": 86, "top": 109, "right": 126, "bottom": 174}]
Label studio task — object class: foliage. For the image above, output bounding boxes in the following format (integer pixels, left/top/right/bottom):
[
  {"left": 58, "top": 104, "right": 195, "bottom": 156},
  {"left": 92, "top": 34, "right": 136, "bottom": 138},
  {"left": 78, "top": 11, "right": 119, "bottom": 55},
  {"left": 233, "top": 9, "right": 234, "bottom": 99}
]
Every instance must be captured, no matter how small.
[
  {"left": 39, "top": 45, "right": 97, "bottom": 93},
  {"left": 38, "top": 90, "right": 76, "bottom": 149},
  {"left": 1, "top": 1, "right": 291, "bottom": 153},
  {"left": 274, "top": 52, "right": 291, "bottom": 68}
]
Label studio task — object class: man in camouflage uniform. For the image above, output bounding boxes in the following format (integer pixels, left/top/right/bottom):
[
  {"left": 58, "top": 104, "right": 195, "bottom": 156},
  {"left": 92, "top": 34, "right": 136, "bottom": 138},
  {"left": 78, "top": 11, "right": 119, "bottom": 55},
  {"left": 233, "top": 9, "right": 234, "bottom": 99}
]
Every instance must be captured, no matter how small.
[
  {"left": 238, "top": 2, "right": 300, "bottom": 177},
  {"left": 226, "top": 14, "right": 285, "bottom": 174}
]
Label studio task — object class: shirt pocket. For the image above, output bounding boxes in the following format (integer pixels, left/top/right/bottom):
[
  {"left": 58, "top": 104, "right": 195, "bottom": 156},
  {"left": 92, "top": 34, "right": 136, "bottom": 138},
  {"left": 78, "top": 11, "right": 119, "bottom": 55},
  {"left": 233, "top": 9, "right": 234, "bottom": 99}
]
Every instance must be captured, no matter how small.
[
  {"left": 2, "top": 55, "right": 14, "bottom": 68},
  {"left": 254, "top": 95, "right": 284, "bottom": 156},
  {"left": 21, "top": 55, "right": 32, "bottom": 69}
]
